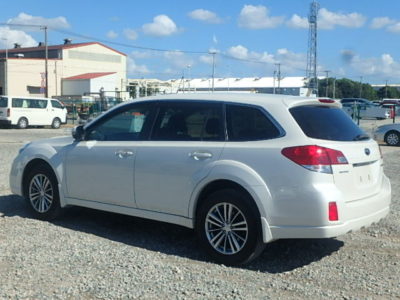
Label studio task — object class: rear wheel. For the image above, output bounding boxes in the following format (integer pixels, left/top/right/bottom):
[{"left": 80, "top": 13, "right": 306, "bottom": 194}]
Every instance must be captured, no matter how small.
[
  {"left": 23, "top": 164, "right": 62, "bottom": 220},
  {"left": 384, "top": 131, "right": 400, "bottom": 146},
  {"left": 51, "top": 117, "right": 61, "bottom": 129},
  {"left": 17, "top": 117, "right": 28, "bottom": 129},
  {"left": 197, "top": 189, "right": 265, "bottom": 265}
]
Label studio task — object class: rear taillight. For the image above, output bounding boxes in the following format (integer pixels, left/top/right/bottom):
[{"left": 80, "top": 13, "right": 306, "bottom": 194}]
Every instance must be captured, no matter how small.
[
  {"left": 328, "top": 202, "right": 339, "bottom": 221},
  {"left": 281, "top": 145, "right": 348, "bottom": 174},
  {"left": 7, "top": 108, "right": 10, "bottom": 117}
]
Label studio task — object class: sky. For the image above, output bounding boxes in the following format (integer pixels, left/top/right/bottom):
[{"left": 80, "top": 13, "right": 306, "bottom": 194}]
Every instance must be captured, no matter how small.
[{"left": 0, "top": 0, "right": 399, "bottom": 84}]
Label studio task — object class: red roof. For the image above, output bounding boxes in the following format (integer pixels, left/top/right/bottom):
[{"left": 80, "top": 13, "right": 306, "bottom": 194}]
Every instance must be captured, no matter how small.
[
  {"left": 64, "top": 72, "right": 116, "bottom": 80},
  {"left": 0, "top": 42, "right": 127, "bottom": 57}
]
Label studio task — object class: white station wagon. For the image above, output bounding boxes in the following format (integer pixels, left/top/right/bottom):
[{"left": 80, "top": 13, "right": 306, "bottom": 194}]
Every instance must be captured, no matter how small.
[{"left": 10, "top": 94, "right": 391, "bottom": 265}]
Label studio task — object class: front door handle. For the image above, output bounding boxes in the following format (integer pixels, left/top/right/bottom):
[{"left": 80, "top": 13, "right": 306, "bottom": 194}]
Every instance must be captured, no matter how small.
[
  {"left": 189, "top": 151, "right": 213, "bottom": 160},
  {"left": 115, "top": 150, "right": 134, "bottom": 158}
]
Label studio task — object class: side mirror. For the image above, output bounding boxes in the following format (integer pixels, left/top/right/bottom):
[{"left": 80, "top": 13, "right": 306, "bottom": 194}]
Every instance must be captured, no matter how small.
[{"left": 72, "top": 125, "right": 84, "bottom": 141}]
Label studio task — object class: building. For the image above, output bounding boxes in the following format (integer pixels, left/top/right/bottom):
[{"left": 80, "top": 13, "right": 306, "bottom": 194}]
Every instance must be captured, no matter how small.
[
  {"left": 127, "top": 76, "right": 313, "bottom": 97},
  {"left": 0, "top": 40, "right": 127, "bottom": 99}
]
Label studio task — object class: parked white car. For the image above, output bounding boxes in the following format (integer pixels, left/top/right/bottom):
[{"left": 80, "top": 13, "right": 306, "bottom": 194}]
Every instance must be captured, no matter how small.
[
  {"left": 373, "top": 123, "right": 400, "bottom": 146},
  {"left": 0, "top": 96, "right": 67, "bottom": 129},
  {"left": 10, "top": 94, "right": 391, "bottom": 265}
]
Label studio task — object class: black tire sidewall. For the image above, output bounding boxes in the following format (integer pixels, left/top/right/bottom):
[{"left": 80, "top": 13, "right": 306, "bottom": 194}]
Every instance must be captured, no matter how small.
[
  {"left": 24, "top": 164, "right": 61, "bottom": 220},
  {"left": 196, "top": 189, "right": 264, "bottom": 265}
]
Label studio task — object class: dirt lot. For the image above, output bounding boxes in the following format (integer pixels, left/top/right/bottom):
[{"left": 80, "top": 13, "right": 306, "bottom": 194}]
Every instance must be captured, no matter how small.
[{"left": 0, "top": 125, "right": 399, "bottom": 299}]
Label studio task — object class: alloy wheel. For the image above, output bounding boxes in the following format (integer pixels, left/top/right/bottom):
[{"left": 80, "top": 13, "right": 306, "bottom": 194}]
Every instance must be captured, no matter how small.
[
  {"left": 205, "top": 202, "right": 248, "bottom": 255},
  {"left": 29, "top": 174, "right": 54, "bottom": 213}
]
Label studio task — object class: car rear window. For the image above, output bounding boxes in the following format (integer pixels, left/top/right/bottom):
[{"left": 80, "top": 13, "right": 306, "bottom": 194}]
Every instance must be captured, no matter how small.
[
  {"left": 0, "top": 97, "right": 7, "bottom": 107},
  {"left": 290, "top": 105, "right": 367, "bottom": 141}
]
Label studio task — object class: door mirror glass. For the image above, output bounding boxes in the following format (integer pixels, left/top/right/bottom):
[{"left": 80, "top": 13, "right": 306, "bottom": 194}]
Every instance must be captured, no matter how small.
[{"left": 72, "top": 125, "right": 84, "bottom": 141}]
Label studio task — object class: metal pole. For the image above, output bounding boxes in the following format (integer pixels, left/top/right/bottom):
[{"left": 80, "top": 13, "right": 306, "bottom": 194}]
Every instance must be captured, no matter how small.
[
  {"left": 385, "top": 80, "right": 388, "bottom": 98},
  {"left": 1, "top": 38, "right": 7, "bottom": 95},
  {"left": 43, "top": 26, "right": 49, "bottom": 98},
  {"left": 332, "top": 78, "right": 336, "bottom": 99},
  {"left": 210, "top": 51, "right": 216, "bottom": 93},
  {"left": 275, "top": 63, "right": 281, "bottom": 94},
  {"left": 359, "top": 76, "right": 363, "bottom": 98},
  {"left": 324, "top": 70, "right": 330, "bottom": 97}
]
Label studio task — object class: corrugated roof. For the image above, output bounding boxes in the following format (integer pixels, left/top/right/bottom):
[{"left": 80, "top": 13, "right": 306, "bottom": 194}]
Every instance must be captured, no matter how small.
[{"left": 64, "top": 72, "right": 116, "bottom": 80}]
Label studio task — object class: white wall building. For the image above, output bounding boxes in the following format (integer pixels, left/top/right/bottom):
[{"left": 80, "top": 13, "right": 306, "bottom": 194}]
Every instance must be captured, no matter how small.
[{"left": 0, "top": 41, "right": 127, "bottom": 99}]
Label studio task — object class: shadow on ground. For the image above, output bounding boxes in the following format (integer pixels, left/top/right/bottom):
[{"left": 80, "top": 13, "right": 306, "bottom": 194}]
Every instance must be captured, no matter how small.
[{"left": 0, "top": 194, "right": 343, "bottom": 273}]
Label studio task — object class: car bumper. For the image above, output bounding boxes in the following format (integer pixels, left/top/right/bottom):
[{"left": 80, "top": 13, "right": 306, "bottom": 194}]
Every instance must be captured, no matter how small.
[
  {"left": 266, "top": 176, "right": 391, "bottom": 241},
  {"left": 0, "top": 119, "right": 12, "bottom": 125}
]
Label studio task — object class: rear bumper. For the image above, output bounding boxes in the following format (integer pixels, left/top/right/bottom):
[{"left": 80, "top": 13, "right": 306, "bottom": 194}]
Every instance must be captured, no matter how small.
[
  {"left": 0, "top": 119, "right": 11, "bottom": 125},
  {"left": 267, "top": 175, "right": 391, "bottom": 240}
]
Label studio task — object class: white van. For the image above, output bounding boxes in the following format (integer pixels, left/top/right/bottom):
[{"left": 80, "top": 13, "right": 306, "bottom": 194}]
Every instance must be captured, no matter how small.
[{"left": 0, "top": 96, "right": 67, "bottom": 129}]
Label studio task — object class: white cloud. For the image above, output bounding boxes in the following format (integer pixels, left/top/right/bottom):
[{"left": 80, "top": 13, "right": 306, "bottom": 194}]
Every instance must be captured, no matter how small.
[
  {"left": 213, "top": 34, "right": 218, "bottom": 44},
  {"left": 7, "top": 12, "right": 70, "bottom": 31},
  {"left": 123, "top": 28, "right": 138, "bottom": 40},
  {"left": 370, "top": 17, "right": 396, "bottom": 29},
  {"left": 318, "top": 8, "right": 366, "bottom": 29},
  {"left": 387, "top": 22, "right": 400, "bottom": 33},
  {"left": 188, "top": 9, "right": 222, "bottom": 24},
  {"left": 342, "top": 51, "right": 400, "bottom": 79},
  {"left": 199, "top": 55, "right": 213, "bottom": 65},
  {"left": 127, "top": 57, "right": 150, "bottom": 75},
  {"left": 164, "top": 51, "right": 194, "bottom": 69},
  {"left": 227, "top": 45, "right": 248, "bottom": 60},
  {"left": 286, "top": 14, "right": 309, "bottom": 29},
  {"left": 225, "top": 45, "right": 305, "bottom": 72},
  {"left": 0, "top": 26, "right": 37, "bottom": 48},
  {"left": 238, "top": 5, "right": 284, "bottom": 29},
  {"left": 106, "top": 30, "right": 118, "bottom": 39},
  {"left": 130, "top": 51, "right": 152, "bottom": 59},
  {"left": 142, "top": 15, "right": 179, "bottom": 37}
]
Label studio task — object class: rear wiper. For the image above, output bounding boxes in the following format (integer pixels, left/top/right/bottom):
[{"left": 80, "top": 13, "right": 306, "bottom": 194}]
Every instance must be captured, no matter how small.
[{"left": 353, "top": 134, "right": 370, "bottom": 141}]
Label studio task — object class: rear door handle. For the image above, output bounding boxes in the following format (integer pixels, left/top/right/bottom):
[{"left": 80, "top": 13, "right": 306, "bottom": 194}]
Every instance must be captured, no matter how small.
[
  {"left": 189, "top": 151, "right": 213, "bottom": 160},
  {"left": 115, "top": 150, "right": 134, "bottom": 158}
]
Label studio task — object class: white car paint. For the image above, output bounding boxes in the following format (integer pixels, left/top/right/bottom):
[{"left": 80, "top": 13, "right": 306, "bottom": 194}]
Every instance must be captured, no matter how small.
[{"left": 10, "top": 93, "right": 391, "bottom": 245}]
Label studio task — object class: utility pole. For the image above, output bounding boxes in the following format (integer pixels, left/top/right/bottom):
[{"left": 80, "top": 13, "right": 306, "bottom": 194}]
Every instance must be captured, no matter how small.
[
  {"left": 1, "top": 38, "right": 8, "bottom": 95},
  {"left": 275, "top": 63, "right": 282, "bottom": 94},
  {"left": 209, "top": 51, "right": 216, "bottom": 92},
  {"left": 332, "top": 77, "right": 336, "bottom": 99},
  {"left": 359, "top": 76, "right": 363, "bottom": 98},
  {"left": 41, "top": 26, "right": 49, "bottom": 98},
  {"left": 306, "top": 0, "right": 320, "bottom": 96},
  {"left": 273, "top": 70, "right": 276, "bottom": 94},
  {"left": 385, "top": 80, "right": 388, "bottom": 98},
  {"left": 324, "top": 70, "right": 330, "bottom": 97}
]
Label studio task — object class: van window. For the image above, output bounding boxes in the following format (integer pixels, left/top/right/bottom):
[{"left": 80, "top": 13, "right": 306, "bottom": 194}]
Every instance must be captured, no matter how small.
[
  {"left": 12, "top": 98, "right": 47, "bottom": 109},
  {"left": 0, "top": 97, "right": 7, "bottom": 107},
  {"left": 51, "top": 100, "right": 63, "bottom": 109}
]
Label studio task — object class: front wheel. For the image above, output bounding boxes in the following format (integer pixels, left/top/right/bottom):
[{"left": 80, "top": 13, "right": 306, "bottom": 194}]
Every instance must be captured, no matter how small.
[
  {"left": 23, "top": 164, "right": 62, "bottom": 220},
  {"left": 196, "top": 189, "right": 265, "bottom": 265}
]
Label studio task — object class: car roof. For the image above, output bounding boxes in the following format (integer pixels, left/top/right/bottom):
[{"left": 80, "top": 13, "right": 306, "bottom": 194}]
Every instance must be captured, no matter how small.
[{"left": 124, "top": 93, "right": 340, "bottom": 109}]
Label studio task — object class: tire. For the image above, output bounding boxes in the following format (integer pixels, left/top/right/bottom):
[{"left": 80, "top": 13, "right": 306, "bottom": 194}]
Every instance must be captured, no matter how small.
[
  {"left": 17, "top": 117, "right": 28, "bottom": 129},
  {"left": 23, "top": 163, "right": 62, "bottom": 220},
  {"left": 51, "top": 117, "right": 61, "bottom": 129},
  {"left": 384, "top": 131, "right": 400, "bottom": 146},
  {"left": 196, "top": 189, "right": 265, "bottom": 265}
]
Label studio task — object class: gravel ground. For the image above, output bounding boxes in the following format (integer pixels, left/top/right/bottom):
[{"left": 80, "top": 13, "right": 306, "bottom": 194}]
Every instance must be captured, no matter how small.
[{"left": 0, "top": 124, "right": 399, "bottom": 299}]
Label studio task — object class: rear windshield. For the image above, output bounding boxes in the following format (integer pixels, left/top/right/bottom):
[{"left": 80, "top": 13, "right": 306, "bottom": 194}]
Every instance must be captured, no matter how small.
[
  {"left": 0, "top": 97, "right": 7, "bottom": 108},
  {"left": 290, "top": 105, "right": 367, "bottom": 141}
]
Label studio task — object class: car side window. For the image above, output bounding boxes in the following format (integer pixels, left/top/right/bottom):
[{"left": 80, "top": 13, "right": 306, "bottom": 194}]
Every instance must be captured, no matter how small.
[
  {"left": 51, "top": 100, "right": 63, "bottom": 109},
  {"left": 226, "top": 104, "right": 281, "bottom": 141},
  {"left": 152, "top": 102, "right": 224, "bottom": 141},
  {"left": 86, "top": 103, "right": 154, "bottom": 141}
]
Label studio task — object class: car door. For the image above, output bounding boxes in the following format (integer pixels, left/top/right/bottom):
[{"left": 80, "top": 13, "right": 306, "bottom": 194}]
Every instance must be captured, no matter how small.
[
  {"left": 134, "top": 101, "right": 226, "bottom": 216},
  {"left": 64, "top": 102, "right": 156, "bottom": 207}
]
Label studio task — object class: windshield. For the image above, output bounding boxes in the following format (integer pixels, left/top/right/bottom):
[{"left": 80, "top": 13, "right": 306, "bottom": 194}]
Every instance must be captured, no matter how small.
[
  {"left": 290, "top": 105, "right": 368, "bottom": 141},
  {"left": 0, "top": 97, "right": 7, "bottom": 108}
]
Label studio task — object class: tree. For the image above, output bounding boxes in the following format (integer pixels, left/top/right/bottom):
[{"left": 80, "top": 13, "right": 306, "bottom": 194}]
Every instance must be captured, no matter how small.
[
  {"left": 318, "top": 77, "right": 377, "bottom": 100},
  {"left": 377, "top": 86, "right": 400, "bottom": 99}
]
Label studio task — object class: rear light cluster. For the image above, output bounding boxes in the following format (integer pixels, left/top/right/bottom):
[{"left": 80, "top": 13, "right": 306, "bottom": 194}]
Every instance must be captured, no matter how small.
[
  {"left": 328, "top": 202, "right": 339, "bottom": 221},
  {"left": 282, "top": 145, "right": 348, "bottom": 174}
]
